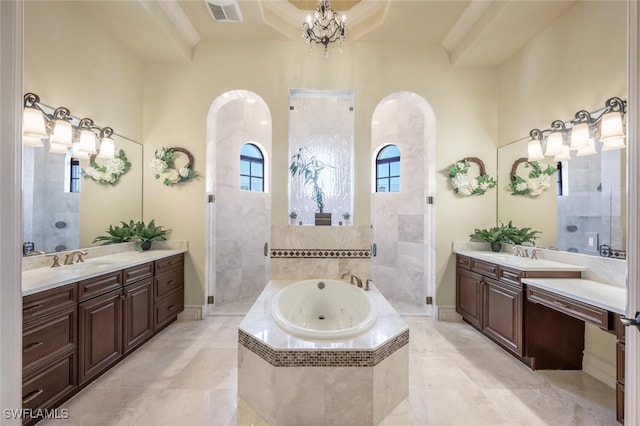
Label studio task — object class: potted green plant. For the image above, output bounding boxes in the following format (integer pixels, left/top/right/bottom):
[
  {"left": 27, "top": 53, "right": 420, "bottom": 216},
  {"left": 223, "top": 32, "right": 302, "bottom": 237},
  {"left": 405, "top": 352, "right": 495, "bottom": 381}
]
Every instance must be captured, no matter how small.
[
  {"left": 132, "top": 219, "right": 170, "bottom": 251},
  {"left": 290, "top": 147, "right": 333, "bottom": 226},
  {"left": 503, "top": 220, "right": 541, "bottom": 245},
  {"left": 93, "top": 220, "right": 137, "bottom": 245},
  {"left": 289, "top": 211, "right": 298, "bottom": 225},
  {"left": 342, "top": 212, "right": 351, "bottom": 225},
  {"left": 469, "top": 224, "right": 509, "bottom": 252}
]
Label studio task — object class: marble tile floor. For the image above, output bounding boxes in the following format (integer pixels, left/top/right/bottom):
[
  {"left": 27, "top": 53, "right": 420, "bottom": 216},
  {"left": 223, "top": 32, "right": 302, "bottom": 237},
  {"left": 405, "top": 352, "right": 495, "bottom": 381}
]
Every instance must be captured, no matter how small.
[{"left": 41, "top": 316, "right": 616, "bottom": 426}]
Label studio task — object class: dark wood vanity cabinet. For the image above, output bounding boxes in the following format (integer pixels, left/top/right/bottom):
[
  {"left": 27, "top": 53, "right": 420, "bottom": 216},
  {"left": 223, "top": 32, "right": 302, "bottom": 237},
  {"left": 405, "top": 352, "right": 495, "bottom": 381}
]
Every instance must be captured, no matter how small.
[
  {"left": 483, "top": 277, "right": 523, "bottom": 356},
  {"left": 22, "top": 283, "right": 78, "bottom": 426},
  {"left": 123, "top": 262, "right": 154, "bottom": 354},
  {"left": 78, "top": 287, "right": 124, "bottom": 385},
  {"left": 153, "top": 254, "right": 185, "bottom": 332},
  {"left": 23, "top": 253, "right": 184, "bottom": 424},
  {"left": 456, "top": 256, "right": 524, "bottom": 356},
  {"left": 455, "top": 268, "right": 483, "bottom": 329}
]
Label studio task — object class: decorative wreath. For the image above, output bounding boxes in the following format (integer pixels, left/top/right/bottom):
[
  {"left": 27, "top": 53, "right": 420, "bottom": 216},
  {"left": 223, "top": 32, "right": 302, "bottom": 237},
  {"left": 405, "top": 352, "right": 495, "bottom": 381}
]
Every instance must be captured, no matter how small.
[
  {"left": 509, "top": 158, "right": 557, "bottom": 197},
  {"left": 448, "top": 157, "right": 496, "bottom": 197},
  {"left": 150, "top": 146, "right": 197, "bottom": 186},
  {"left": 82, "top": 149, "right": 131, "bottom": 185}
]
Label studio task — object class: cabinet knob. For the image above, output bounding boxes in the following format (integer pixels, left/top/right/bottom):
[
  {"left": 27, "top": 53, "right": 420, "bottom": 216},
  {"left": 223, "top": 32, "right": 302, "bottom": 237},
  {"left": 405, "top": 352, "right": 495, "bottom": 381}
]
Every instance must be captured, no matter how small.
[{"left": 620, "top": 312, "right": 640, "bottom": 331}]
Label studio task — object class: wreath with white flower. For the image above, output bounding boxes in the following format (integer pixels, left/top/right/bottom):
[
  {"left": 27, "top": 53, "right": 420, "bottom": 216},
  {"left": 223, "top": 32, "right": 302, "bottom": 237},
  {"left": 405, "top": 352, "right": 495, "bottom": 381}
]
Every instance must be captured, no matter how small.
[
  {"left": 509, "top": 158, "right": 557, "bottom": 197},
  {"left": 82, "top": 149, "right": 131, "bottom": 185},
  {"left": 150, "top": 147, "right": 197, "bottom": 186},
  {"left": 448, "top": 157, "right": 496, "bottom": 197}
]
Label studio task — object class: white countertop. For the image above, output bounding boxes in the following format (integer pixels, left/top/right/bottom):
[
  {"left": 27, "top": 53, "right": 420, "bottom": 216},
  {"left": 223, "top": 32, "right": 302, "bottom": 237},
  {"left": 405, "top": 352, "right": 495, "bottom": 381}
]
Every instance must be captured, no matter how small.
[
  {"left": 522, "top": 278, "right": 626, "bottom": 315},
  {"left": 22, "top": 248, "right": 186, "bottom": 296},
  {"left": 455, "top": 250, "right": 585, "bottom": 272}
]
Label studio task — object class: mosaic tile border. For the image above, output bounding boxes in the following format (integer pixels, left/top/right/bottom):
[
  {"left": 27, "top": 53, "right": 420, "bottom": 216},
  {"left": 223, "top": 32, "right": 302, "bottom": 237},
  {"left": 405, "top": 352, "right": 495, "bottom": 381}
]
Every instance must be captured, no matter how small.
[
  {"left": 270, "top": 249, "right": 371, "bottom": 259},
  {"left": 238, "top": 329, "right": 409, "bottom": 367}
]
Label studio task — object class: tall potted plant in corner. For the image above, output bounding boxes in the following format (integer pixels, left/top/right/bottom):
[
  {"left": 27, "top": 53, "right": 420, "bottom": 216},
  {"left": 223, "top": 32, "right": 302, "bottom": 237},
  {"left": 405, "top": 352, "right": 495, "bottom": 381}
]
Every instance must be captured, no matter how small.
[{"left": 290, "top": 147, "right": 333, "bottom": 226}]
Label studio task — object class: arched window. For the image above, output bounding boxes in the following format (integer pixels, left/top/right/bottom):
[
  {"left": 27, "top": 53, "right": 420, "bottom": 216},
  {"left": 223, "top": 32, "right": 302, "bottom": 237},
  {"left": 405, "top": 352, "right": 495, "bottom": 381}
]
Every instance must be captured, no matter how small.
[
  {"left": 240, "top": 143, "right": 264, "bottom": 192},
  {"left": 376, "top": 144, "right": 400, "bottom": 192}
]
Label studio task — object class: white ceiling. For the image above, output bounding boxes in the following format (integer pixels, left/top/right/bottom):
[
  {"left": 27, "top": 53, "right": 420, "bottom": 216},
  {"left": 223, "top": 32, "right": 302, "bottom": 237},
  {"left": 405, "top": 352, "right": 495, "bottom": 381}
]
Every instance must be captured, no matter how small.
[{"left": 81, "top": 0, "right": 577, "bottom": 66}]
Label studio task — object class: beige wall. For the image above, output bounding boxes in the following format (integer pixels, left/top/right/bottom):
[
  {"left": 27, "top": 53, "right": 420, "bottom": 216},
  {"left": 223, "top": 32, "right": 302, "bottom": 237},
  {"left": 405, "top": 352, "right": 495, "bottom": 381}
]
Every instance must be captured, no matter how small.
[
  {"left": 497, "top": 0, "right": 626, "bottom": 250},
  {"left": 142, "top": 40, "right": 498, "bottom": 307},
  {"left": 24, "top": 1, "right": 144, "bottom": 248},
  {"left": 497, "top": 0, "right": 627, "bottom": 375}
]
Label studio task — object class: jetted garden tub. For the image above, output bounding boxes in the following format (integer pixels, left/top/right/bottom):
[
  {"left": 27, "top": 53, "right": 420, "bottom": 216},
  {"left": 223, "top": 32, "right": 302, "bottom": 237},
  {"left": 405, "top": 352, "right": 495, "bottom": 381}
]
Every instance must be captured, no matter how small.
[
  {"left": 270, "top": 278, "right": 378, "bottom": 340},
  {"left": 238, "top": 279, "right": 409, "bottom": 425}
]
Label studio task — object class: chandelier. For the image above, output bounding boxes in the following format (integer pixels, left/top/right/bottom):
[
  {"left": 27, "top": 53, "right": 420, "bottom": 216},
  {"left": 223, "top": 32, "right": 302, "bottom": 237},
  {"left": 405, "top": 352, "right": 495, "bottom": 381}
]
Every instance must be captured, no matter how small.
[{"left": 302, "top": 0, "right": 346, "bottom": 58}]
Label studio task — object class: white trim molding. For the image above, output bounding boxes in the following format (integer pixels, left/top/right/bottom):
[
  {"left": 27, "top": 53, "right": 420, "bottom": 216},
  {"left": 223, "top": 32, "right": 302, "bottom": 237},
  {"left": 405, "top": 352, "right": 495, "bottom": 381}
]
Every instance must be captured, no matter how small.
[
  {"left": 178, "top": 305, "right": 206, "bottom": 321},
  {"left": 625, "top": 0, "right": 640, "bottom": 423},
  {"left": 0, "top": 0, "right": 23, "bottom": 420},
  {"left": 436, "top": 305, "right": 463, "bottom": 322}
]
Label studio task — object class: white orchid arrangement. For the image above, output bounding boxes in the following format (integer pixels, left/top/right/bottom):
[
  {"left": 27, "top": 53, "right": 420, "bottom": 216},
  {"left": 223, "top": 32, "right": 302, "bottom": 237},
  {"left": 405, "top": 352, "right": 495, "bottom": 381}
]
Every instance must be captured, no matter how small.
[
  {"left": 82, "top": 149, "right": 131, "bottom": 185},
  {"left": 150, "top": 147, "right": 197, "bottom": 186},
  {"left": 509, "top": 161, "right": 557, "bottom": 197},
  {"left": 448, "top": 159, "right": 496, "bottom": 197}
]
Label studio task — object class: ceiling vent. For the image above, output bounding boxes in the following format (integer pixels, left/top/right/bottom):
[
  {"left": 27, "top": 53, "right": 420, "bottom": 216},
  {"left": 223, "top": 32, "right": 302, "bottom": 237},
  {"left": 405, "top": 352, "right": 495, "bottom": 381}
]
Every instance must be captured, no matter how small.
[{"left": 205, "top": 0, "right": 243, "bottom": 23}]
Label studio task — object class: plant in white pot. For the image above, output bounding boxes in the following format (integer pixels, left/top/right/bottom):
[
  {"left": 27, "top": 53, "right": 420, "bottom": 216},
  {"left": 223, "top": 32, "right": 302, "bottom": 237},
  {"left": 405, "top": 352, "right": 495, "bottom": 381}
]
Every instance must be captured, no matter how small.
[
  {"left": 289, "top": 211, "right": 298, "bottom": 225},
  {"left": 342, "top": 212, "right": 351, "bottom": 225}
]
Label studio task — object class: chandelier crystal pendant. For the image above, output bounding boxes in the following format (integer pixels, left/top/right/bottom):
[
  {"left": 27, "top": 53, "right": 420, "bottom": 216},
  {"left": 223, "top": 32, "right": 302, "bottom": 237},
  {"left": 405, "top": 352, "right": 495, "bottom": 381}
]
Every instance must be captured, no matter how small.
[{"left": 303, "top": 0, "right": 346, "bottom": 58}]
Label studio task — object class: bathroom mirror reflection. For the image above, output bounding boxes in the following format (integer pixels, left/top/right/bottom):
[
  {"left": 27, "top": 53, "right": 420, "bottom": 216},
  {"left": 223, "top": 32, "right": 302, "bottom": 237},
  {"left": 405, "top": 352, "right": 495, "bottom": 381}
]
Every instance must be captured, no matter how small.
[
  {"left": 497, "top": 139, "right": 626, "bottom": 258},
  {"left": 22, "top": 135, "right": 143, "bottom": 255}
]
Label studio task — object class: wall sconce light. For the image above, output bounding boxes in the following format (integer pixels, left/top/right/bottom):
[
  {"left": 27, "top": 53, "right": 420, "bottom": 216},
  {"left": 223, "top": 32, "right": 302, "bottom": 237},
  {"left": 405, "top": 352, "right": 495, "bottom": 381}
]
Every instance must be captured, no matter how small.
[
  {"left": 524, "top": 96, "right": 626, "bottom": 162},
  {"left": 544, "top": 120, "right": 565, "bottom": 156},
  {"left": 21, "top": 93, "right": 116, "bottom": 159},
  {"left": 527, "top": 129, "right": 545, "bottom": 161},
  {"left": 569, "top": 110, "right": 592, "bottom": 151},
  {"left": 599, "top": 97, "right": 626, "bottom": 151}
]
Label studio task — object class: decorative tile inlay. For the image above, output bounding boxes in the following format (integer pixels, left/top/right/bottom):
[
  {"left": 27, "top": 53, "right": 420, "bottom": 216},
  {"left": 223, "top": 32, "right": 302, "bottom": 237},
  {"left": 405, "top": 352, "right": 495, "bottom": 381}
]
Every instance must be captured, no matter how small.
[
  {"left": 270, "top": 249, "right": 370, "bottom": 259},
  {"left": 238, "top": 329, "right": 409, "bottom": 367}
]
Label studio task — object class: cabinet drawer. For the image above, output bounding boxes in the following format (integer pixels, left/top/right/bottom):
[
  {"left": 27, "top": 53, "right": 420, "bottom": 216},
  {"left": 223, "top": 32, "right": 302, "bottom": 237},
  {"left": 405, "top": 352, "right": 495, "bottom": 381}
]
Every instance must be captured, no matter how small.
[
  {"left": 616, "top": 382, "right": 624, "bottom": 423},
  {"left": 22, "top": 351, "right": 77, "bottom": 410},
  {"left": 123, "top": 262, "right": 153, "bottom": 286},
  {"left": 23, "top": 283, "right": 78, "bottom": 323},
  {"left": 154, "top": 290, "right": 184, "bottom": 332},
  {"left": 155, "top": 254, "right": 183, "bottom": 275},
  {"left": 23, "top": 306, "right": 77, "bottom": 372},
  {"left": 616, "top": 342, "right": 625, "bottom": 383},
  {"left": 456, "top": 255, "right": 470, "bottom": 270},
  {"left": 79, "top": 271, "right": 122, "bottom": 302},
  {"left": 470, "top": 259, "right": 498, "bottom": 279},
  {"left": 498, "top": 266, "right": 522, "bottom": 288},
  {"left": 155, "top": 268, "right": 184, "bottom": 300},
  {"left": 526, "top": 286, "right": 612, "bottom": 329}
]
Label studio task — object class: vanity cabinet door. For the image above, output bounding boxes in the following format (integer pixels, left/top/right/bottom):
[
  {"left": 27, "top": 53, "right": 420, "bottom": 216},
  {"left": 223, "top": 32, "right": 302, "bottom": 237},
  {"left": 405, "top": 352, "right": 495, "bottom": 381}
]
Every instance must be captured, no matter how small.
[
  {"left": 456, "top": 267, "right": 484, "bottom": 330},
  {"left": 483, "top": 278, "right": 523, "bottom": 356},
  {"left": 78, "top": 288, "right": 123, "bottom": 385},
  {"left": 123, "top": 278, "right": 154, "bottom": 354}
]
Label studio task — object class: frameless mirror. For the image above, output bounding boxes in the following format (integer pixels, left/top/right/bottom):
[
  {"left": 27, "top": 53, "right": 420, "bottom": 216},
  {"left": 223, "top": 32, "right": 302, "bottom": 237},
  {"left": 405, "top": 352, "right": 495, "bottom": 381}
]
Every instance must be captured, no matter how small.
[
  {"left": 22, "top": 134, "right": 143, "bottom": 255},
  {"left": 497, "top": 139, "right": 626, "bottom": 258}
]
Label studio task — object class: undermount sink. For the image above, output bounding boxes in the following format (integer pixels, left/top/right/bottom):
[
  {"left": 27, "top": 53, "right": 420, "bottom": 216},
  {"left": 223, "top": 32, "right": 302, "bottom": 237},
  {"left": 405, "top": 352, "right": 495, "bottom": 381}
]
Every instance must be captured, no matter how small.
[{"left": 68, "top": 260, "right": 118, "bottom": 272}]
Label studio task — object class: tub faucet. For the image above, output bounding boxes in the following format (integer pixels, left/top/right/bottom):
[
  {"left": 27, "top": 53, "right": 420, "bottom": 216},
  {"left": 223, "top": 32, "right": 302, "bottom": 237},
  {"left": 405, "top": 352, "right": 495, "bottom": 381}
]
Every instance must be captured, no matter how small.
[
  {"left": 364, "top": 279, "right": 372, "bottom": 291},
  {"left": 350, "top": 274, "right": 363, "bottom": 288}
]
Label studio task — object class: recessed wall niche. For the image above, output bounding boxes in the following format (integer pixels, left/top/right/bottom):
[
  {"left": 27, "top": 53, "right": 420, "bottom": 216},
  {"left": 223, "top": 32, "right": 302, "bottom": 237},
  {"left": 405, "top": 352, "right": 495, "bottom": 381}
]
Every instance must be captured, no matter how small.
[{"left": 288, "top": 89, "right": 354, "bottom": 225}]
